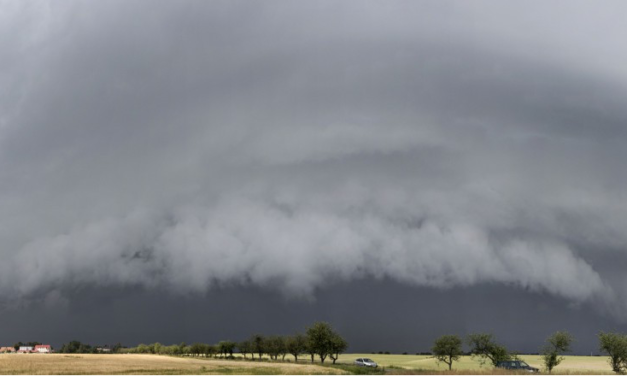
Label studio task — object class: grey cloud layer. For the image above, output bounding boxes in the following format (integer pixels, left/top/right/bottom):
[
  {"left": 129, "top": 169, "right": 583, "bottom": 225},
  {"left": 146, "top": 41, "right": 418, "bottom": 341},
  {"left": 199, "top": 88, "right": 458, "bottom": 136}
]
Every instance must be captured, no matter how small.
[{"left": 1, "top": 1, "right": 626, "bottom": 319}]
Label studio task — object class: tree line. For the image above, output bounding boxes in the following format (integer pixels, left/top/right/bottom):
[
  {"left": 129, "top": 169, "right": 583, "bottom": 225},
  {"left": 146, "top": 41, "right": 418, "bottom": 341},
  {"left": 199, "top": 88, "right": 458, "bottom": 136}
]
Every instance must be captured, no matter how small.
[
  {"left": 432, "top": 331, "right": 627, "bottom": 374},
  {"left": 58, "top": 341, "right": 123, "bottom": 354},
  {"left": 55, "top": 326, "right": 627, "bottom": 373},
  {"left": 121, "top": 322, "right": 348, "bottom": 364}
]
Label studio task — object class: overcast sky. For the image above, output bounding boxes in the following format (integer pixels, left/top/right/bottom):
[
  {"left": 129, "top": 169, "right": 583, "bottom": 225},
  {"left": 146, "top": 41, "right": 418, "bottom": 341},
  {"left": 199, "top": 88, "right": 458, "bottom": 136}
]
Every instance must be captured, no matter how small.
[{"left": 1, "top": 0, "right": 627, "bottom": 353}]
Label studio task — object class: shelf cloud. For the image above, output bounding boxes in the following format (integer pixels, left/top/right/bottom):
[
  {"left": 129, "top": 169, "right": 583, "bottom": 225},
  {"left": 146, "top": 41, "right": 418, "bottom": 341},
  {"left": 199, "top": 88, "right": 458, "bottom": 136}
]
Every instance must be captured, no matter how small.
[{"left": 1, "top": 1, "right": 627, "bottom": 322}]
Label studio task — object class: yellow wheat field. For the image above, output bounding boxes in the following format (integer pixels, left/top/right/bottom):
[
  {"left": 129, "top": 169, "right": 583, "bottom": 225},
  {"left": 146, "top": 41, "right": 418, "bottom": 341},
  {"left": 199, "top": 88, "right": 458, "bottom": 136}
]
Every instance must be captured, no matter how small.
[
  {"left": 0, "top": 354, "right": 346, "bottom": 375},
  {"left": 0, "top": 353, "right": 618, "bottom": 375},
  {"left": 337, "top": 353, "right": 614, "bottom": 374}
]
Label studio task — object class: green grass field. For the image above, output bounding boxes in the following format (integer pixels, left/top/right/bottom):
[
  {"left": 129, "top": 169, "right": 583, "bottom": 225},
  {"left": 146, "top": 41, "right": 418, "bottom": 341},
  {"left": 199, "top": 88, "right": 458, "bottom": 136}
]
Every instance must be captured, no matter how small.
[{"left": 336, "top": 354, "right": 614, "bottom": 374}]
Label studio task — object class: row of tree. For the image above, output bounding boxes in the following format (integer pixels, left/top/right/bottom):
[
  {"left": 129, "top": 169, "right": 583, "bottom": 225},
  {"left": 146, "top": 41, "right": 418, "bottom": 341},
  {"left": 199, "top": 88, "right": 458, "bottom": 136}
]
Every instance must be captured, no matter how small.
[
  {"left": 432, "top": 331, "right": 627, "bottom": 374},
  {"left": 55, "top": 326, "right": 627, "bottom": 374},
  {"left": 123, "top": 322, "right": 348, "bottom": 364},
  {"left": 59, "top": 341, "right": 123, "bottom": 354}
]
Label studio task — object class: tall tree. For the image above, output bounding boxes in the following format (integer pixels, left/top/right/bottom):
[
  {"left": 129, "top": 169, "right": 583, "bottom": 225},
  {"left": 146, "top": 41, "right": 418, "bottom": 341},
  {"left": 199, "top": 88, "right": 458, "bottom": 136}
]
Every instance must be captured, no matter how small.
[
  {"left": 306, "top": 341, "right": 316, "bottom": 363},
  {"left": 217, "top": 341, "right": 236, "bottom": 358},
  {"left": 286, "top": 334, "right": 308, "bottom": 363},
  {"left": 206, "top": 344, "right": 217, "bottom": 358},
  {"left": 467, "top": 333, "right": 511, "bottom": 366},
  {"left": 190, "top": 343, "right": 204, "bottom": 357},
  {"left": 265, "top": 336, "right": 286, "bottom": 360},
  {"left": 542, "top": 331, "right": 573, "bottom": 373},
  {"left": 599, "top": 332, "right": 627, "bottom": 374},
  {"left": 278, "top": 337, "right": 289, "bottom": 361},
  {"left": 238, "top": 340, "right": 252, "bottom": 359},
  {"left": 306, "top": 322, "right": 335, "bottom": 363},
  {"left": 432, "top": 335, "right": 463, "bottom": 370},
  {"left": 251, "top": 334, "right": 266, "bottom": 360},
  {"left": 152, "top": 342, "right": 163, "bottom": 354},
  {"left": 328, "top": 333, "right": 348, "bottom": 364},
  {"left": 164, "top": 344, "right": 179, "bottom": 355}
]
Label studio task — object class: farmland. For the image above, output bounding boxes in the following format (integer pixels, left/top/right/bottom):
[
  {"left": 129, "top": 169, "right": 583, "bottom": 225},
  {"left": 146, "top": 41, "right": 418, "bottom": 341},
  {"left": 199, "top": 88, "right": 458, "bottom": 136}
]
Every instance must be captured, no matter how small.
[
  {"left": 0, "top": 353, "right": 617, "bottom": 375},
  {"left": 0, "top": 354, "right": 345, "bottom": 375},
  {"left": 337, "top": 353, "right": 614, "bottom": 374}
]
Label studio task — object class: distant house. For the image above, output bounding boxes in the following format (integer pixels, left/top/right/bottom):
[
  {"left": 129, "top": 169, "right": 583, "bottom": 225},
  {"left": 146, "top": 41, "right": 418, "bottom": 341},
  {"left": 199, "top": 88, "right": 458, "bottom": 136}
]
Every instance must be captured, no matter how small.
[
  {"left": 18, "top": 346, "right": 34, "bottom": 353},
  {"left": 0, "top": 346, "right": 16, "bottom": 353},
  {"left": 34, "top": 345, "right": 52, "bottom": 353},
  {"left": 96, "top": 347, "right": 111, "bottom": 353}
]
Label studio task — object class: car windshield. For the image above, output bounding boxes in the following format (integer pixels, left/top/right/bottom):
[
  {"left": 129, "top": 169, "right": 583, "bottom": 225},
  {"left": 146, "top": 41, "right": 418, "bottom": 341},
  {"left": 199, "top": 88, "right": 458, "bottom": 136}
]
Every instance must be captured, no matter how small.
[
  {"left": 520, "top": 362, "right": 529, "bottom": 367},
  {"left": 364, "top": 359, "right": 374, "bottom": 362}
]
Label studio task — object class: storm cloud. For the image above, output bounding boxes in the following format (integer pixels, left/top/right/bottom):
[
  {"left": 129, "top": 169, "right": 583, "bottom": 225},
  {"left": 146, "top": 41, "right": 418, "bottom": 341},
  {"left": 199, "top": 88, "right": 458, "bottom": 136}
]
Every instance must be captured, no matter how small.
[{"left": 1, "top": 0, "right": 627, "bottom": 323}]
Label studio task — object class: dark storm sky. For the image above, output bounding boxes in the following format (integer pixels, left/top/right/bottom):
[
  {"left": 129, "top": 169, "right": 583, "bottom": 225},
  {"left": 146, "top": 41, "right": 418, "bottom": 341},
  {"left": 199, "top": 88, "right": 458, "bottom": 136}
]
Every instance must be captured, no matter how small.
[{"left": 1, "top": 1, "right": 627, "bottom": 353}]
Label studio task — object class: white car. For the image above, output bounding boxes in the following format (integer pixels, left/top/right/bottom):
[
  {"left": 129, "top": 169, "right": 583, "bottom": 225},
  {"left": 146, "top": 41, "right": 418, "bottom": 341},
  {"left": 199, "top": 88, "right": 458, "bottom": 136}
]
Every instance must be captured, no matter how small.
[{"left": 354, "top": 358, "right": 378, "bottom": 367}]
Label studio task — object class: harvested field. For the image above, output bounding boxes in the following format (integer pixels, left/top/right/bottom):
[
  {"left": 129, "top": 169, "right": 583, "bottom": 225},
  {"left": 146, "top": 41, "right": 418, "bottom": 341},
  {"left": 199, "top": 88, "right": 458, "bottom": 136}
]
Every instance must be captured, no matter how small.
[
  {"left": 0, "top": 353, "right": 617, "bottom": 374},
  {"left": 0, "top": 354, "right": 346, "bottom": 375}
]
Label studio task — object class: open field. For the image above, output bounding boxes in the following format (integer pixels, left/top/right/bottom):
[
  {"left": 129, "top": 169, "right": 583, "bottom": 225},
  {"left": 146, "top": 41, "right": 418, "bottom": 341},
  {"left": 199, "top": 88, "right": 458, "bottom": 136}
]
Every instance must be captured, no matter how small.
[
  {"left": 337, "top": 354, "right": 615, "bottom": 374},
  {"left": 0, "top": 354, "right": 347, "bottom": 375},
  {"left": 0, "top": 353, "right": 617, "bottom": 375}
]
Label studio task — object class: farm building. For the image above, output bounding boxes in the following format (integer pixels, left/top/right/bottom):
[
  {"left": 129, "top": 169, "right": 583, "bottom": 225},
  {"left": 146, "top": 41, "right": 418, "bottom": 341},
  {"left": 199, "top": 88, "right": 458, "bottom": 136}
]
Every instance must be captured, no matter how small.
[
  {"left": 34, "top": 345, "right": 52, "bottom": 353},
  {"left": 18, "top": 346, "right": 34, "bottom": 353},
  {"left": 0, "top": 346, "right": 16, "bottom": 353}
]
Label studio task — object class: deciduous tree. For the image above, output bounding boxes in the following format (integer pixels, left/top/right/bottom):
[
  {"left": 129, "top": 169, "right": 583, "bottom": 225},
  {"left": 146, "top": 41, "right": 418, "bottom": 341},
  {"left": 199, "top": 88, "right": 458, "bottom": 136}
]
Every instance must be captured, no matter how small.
[
  {"left": 265, "top": 336, "right": 286, "bottom": 360},
  {"left": 251, "top": 334, "right": 265, "bottom": 360},
  {"left": 306, "top": 322, "right": 335, "bottom": 363},
  {"left": 432, "top": 335, "right": 463, "bottom": 370},
  {"left": 190, "top": 343, "right": 204, "bottom": 357},
  {"left": 542, "top": 331, "right": 573, "bottom": 373},
  {"left": 599, "top": 332, "right": 627, "bottom": 374},
  {"left": 238, "top": 340, "right": 252, "bottom": 359},
  {"left": 328, "top": 333, "right": 348, "bottom": 364},
  {"left": 467, "top": 333, "right": 510, "bottom": 366},
  {"left": 286, "top": 334, "right": 308, "bottom": 362},
  {"left": 218, "top": 341, "right": 236, "bottom": 358}
]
